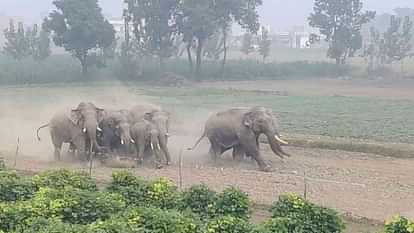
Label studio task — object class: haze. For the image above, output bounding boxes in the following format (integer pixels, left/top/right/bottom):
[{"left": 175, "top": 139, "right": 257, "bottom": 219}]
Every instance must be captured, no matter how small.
[{"left": 1, "top": 0, "right": 414, "bottom": 30}]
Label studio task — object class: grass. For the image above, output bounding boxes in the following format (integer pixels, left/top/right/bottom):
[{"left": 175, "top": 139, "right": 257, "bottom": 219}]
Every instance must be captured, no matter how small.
[{"left": 135, "top": 87, "right": 414, "bottom": 144}]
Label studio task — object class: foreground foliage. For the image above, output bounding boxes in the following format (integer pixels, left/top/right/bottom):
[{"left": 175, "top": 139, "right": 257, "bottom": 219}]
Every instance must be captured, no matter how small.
[{"left": 0, "top": 169, "right": 350, "bottom": 233}]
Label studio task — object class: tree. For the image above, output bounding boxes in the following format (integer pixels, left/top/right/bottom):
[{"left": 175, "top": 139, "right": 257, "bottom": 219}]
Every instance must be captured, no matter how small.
[
  {"left": 27, "top": 24, "right": 51, "bottom": 61},
  {"left": 43, "top": 0, "right": 115, "bottom": 75},
  {"left": 258, "top": 26, "right": 271, "bottom": 62},
  {"left": 3, "top": 20, "right": 31, "bottom": 60},
  {"left": 383, "top": 15, "right": 413, "bottom": 73},
  {"left": 240, "top": 32, "right": 254, "bottom": 56},
  {"left": 363, "top": 27, "right": 385, "bottom": 72},
  {"left": 125, "top": 0, "right": 181, "bottom": 70},
  {"left": 309, "top": 0, "right": 376, "bottom": 65}
]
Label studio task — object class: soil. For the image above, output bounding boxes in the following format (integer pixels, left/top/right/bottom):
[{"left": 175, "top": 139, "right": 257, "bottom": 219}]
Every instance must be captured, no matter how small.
[{"left": 3, "top": 140, "right": 414, "bottom": 223}]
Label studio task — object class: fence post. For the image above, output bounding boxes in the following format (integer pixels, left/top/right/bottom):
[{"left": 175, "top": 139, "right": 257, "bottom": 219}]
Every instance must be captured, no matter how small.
[
  {"left": 178, "top": 148, "right": 183, "bottom": 191},
  {"left": 14, "top": 137, "right": 20, "bottom": 168},
  {"left": 303, "top": 171, "right": 308, "bottom": 200}
]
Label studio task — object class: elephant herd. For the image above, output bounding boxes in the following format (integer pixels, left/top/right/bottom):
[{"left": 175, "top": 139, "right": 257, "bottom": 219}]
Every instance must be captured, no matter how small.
[{"left": 36, "top": 103, "right": 290, "bottom": 172}]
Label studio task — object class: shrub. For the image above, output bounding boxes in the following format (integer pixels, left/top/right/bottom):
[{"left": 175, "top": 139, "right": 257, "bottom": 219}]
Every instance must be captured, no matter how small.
[
  {"left": 106, "top": 171, "right": 149, "bottom": 205},
  {"left": 270, "top": 193, "right": 345, "bottom": 233},
  {"left": 0, "top": 170, "right": 36, "bottom": 202},
  {"left": 261, "top": 217, "right": 304, "bottom": 233},
  {"left": 180, "top": 184, "right": 217, "bottom": 218},
  {"left": 12, "top": 217, "right": 87, "bottom": 233},
  {"left": 29, "top": 187, "right": 125, "bottom": 224},
  {"left": 384, "top": 215, "right": 414, "bottom": 233},
  {"left": 0, "top": 201, "right": 32, "bottom": 232},
  {"left": 215, "top": 187, "right": 250, "bottom": 220},
  {"left": 32, "top": 169, "right": 97, "bottom": 191},
  {"left": 145, "top": 178, "right": 181, "bottom": 209},
  {"left": 206, "top": 215, "right": 257, "bottom": 233}
]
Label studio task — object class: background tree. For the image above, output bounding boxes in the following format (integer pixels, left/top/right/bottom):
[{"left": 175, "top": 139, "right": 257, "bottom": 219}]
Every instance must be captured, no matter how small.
[
  {"left": 383, "top": 15, "right": 413, "bottom": 73},
  {"left": 27, "top": 24, "right": 51, "bottom": 62},
  {"left": 309, "top": 0, "right": 376, "bottom": 65},
  {"left": 258, "top": 26, "right": 271, "bottom": 62},
  {"left": 43, "top": 0, "right": 115, "bottom": 75},
  {"left": 3, "top": 20, "right": 31, "bottom": 61},
  {"left": 240, "top": 32, "right": 254, "bottom": 56},
  {"left": 125, "top": 0, "right": 180, "bottom": 71}
]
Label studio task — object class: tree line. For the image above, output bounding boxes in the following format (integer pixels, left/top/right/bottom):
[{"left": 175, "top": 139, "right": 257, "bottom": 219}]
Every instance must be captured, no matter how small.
[{"left": 2, "top": 0, "right": 414, "bottom": 78}]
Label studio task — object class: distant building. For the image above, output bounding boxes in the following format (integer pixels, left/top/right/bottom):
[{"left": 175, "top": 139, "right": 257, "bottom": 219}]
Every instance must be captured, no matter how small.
[{"left": 108, "top": 18, "right": 133, "bottom": 40}]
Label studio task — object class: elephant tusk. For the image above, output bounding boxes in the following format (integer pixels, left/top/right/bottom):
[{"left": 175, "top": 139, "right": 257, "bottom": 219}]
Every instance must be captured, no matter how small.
[
  {"left": 165, "top": 133, "right": 170, "bottom": 137},
  {"left": 274, "top": 135, "right": 288, "bottom": 145},
  {"left": 130, "top": 139, "right": 135, "bottom": 144},
  {"left": 150, "top": 143, "right": 154, "bottom": 150},
  {"left": 157, "top": 143, "right": 161, "bottom": 150},
  {"left": 97, "top": 127, "right": 102, "bottom": 132},
  {"left": 121, "top": 139, "right": 125, "bottom": 145},
  {"left": 83, "top": 128, "right": 87, "bottom": 133}
]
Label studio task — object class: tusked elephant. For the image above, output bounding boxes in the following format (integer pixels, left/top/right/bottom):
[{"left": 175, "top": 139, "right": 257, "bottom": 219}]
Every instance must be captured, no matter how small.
[
  {"left": 130, "top": 118, "right": 171, "bottom": 169},
  {"left": 98, "top": 109, "right": 134, "bottom": 153},
  {"left": 128, "top": 104, "right": 171, "bottom": 159},
  {"left": 37, "top": 110, "right": 87, "bottom": 161},
  {"left": 189, "top": 107, "right": 290, "bottom": 172},
  {"left": 72, "top": 102, "right": 105, "bottom": 157}
]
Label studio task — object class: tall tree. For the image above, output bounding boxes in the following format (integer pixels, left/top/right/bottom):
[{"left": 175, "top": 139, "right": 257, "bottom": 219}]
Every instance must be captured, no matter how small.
[
  {"left": 383, "top": 16, "right": 413, "bottom": 73},
  {"left": 3, "top": 20, "right": 31, "bottom": 60},
  {"left": 43, "top": 0, "right": 115, "bottom": 75},
  {"left": 125, "top": 0, "right": 180, "bottom": 70},
  {"left": 28, "top": 24, "right": 51, "bottom": 61},
  {"left": 240, "top": 32, "right": 254, "bottom": 56},
  {"left": 258, "top": 26, "right": 271, "bottom": 62},
  {"left": 309, "top": 0, "right": 376, "bottom": 65}
]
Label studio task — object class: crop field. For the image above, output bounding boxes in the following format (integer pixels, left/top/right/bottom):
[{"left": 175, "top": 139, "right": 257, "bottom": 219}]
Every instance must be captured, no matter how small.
[{"left": 1, "top": 78, "right": 414, "bottom": 232}]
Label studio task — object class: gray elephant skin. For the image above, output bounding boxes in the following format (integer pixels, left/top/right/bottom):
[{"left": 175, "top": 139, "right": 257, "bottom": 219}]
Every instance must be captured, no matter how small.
[
  {"left": 98, "top": 109, "right": 134, "bottom": 153},
  {"left": 130, "top": 119, "right": 171, "bottom": 169},
  {"left": 190, "top": 107, "right": 290, "bottom": 172},
  {"left": 37, "top": 110, "right": 87, "bottom": 161},
  {"left": 72, "top": 102, "right": 105, "bottom": 156}
]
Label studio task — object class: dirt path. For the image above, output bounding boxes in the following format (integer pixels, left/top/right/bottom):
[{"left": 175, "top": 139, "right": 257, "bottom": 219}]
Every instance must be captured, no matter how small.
[{"left": 3, "top": 145, "right": 414, "bottom": 222}]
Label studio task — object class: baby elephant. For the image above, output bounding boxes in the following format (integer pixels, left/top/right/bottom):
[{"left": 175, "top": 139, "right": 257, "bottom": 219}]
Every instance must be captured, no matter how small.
[{"left": 130, "top": 119, "right": 171, "bottom": 169}]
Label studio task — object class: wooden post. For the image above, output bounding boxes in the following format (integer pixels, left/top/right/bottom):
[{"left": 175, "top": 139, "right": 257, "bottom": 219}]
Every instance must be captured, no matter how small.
[
  {"left": 14, "top": 137, "right": 20, "bottom": 168},
  {"left": 178, "top": 148, "right": 183, "bottom": 191},
  {"left": 89, "top": 152, "right": 94, "bottom": 176},
  {"left": 303, "top": 171, "right": 308, "bottom": 200}
]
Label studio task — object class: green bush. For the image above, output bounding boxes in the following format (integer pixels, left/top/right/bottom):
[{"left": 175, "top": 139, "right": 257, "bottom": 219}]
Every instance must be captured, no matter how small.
[
  {"left": 206, "top": 216, "right": 257, "bottom": 233},
  {"left": 0, "top": 201, "right": 32, "bottom": 232},
  {"left": 215, "top": 187, "right": 250, "bottom": 220},
  {"left": 106, "top": 171, "right": 149, "bottom": 205},
  {"left": 145, "top": 178, "right": 181, "bottom": 209},
  {"left": 180, "top": 184, "right": 217, "bottom": 218},
  {"left": 384, "top": 216, "right": 414, "bottom": 233},
  {"left": 0, "top": 170, "right": 36, "bottom": 202},
  {"left": 32, "top": 169, "right": 97, "bottom": 191},
  {"left": 260, "top": 217, "right": 304, "bottom": 233},
  {"left": 270, "top": 193, "right": 345, "bottom": 233},
  {"left": 29, "top": 187, "right": 125, "bottom": 224},
  {"left": 12, "top": 217, "right": 87, "bottom": 233}
]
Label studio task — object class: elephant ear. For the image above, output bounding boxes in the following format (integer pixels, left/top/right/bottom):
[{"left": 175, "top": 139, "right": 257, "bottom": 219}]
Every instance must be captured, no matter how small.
[
  {"left": 242, "top": 111, "right": 255, "bottom": 128},
  {"left": 96, "top": 109, "right": 106, "bottom": 123},
  {"left": 70, "top": 109, "right": 83, "bottom": 125}
]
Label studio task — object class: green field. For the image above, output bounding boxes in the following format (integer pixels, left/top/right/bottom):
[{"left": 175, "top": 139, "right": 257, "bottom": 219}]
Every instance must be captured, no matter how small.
[{"left": 1, "top": 82, "right": 413, "bottom": 145}]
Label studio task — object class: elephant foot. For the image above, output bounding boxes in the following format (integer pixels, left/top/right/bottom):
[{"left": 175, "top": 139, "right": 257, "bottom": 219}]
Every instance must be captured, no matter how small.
[
  {"left": 260, "top": 165, "right": 273, "bottom": 172},
  {"left": 136, "top": 159, "right": 144, "bottom": 165},
  {"left": 165, "top": 161, "right": 171, "bottom": 166},
  {"left": 156, "top": 164, "right": 163, "bottom": 169}
]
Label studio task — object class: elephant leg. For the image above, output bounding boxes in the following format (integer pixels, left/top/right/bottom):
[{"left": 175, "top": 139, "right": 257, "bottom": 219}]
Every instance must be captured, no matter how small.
[
  {"left": 153, "top": 148, "right": 163, "bottom": 169},
  {"left": 159, "top": 136, "right": 171, "bottom": 166},
  {"left": 239, "top": 131, "right": 271, "bottom": 172},
  {"left": 54, "top": 145, "right": 62, "bottom": 161},
  {"left": 232, "top": 145, "right": 245, "bottom": 161}
]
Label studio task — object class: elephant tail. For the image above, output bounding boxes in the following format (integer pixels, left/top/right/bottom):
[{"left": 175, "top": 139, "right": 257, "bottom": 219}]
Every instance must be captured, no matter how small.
[
  {"left": 36, "top": 124, "right": 49, "bottom": 141},
  {"left": 187, "top": 133, "right": 205, "bottom": 151}
]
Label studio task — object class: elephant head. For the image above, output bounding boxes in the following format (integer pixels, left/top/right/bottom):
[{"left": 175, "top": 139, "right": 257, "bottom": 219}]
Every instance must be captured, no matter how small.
[
  {"left": 242, "top": 107, "right": 289, "bottom": 158},
  {"left": 72, "top": 102, "right": 105, "bottom": 153}
]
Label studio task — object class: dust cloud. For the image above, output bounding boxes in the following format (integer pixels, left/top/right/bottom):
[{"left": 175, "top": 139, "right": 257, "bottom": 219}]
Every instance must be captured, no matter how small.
[{"left": 0, "top": 81, "right": 215, "bottom": 164}]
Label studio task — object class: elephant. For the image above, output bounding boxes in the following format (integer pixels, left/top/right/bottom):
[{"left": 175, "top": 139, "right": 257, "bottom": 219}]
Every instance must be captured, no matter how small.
[
  {"left": 128, "top": 104, "right": 171, "bottom": 159},
  {"left": 37, "top": 110, "right": 87, "bottom": 161},
  {"left": 72, "top": 102, "right": 105, "bottom": 157},
  {"left": 189, "top": 107, "right": 290, "bottom": 172},
  {"left": 98, "top": 109, "right": 134, "bottom": 153},
  {"left": 130, "top": 119, "right": 171, "bottom": 169}
]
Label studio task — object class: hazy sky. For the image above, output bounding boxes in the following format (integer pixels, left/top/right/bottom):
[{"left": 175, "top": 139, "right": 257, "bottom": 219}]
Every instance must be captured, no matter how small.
[{"left": 1, "top": 0, "right": 414, "bottom": 31}]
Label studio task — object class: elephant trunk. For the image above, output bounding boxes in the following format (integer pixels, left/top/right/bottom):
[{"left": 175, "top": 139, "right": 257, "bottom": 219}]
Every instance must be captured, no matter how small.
[
  {"left": 266, "top": 134, "right": 290, "bottom": 159},
  {"left": 85, "top": 120, "right": 101, "bottom": 153},
  {"left": 158, "top": 132, "right": 171, "bottom": 164}
]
